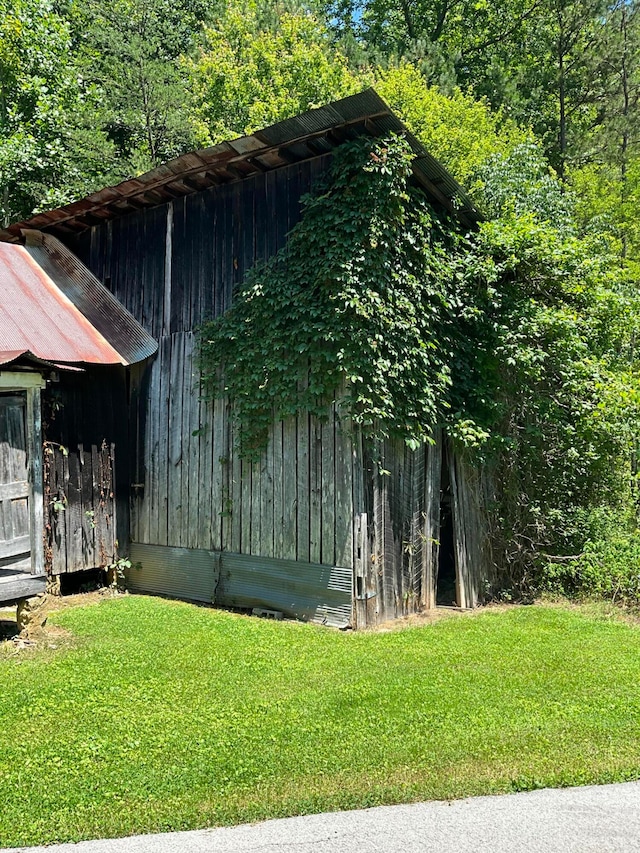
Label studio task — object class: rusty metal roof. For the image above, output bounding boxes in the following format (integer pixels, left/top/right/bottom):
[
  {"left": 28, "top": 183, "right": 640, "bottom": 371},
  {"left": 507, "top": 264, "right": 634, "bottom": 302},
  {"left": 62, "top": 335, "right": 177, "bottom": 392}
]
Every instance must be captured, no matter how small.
[
  {"left": 0, "top": 233, "right": 157, "bottom": 366},
  {"left": 0, "top": 90, "right": 481, "bottom": 243}
]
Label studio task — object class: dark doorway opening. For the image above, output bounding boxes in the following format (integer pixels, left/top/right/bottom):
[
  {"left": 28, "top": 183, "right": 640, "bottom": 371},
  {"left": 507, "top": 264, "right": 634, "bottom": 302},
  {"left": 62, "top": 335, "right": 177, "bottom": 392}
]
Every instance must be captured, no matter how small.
[{"left": 436, "top": 451, "right": 458, "bottom": 607}]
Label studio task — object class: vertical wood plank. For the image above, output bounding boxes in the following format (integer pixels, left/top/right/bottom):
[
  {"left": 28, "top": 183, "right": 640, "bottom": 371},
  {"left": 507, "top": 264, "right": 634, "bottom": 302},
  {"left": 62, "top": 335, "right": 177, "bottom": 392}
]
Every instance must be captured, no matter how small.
[
  {"left": 66, "top": 452, "right": 83, "bottom": 572},
  {"left": 221, "top": 399, "right": 233, "bottom": 552},
  {"left": 163, "top": 203, "right": 173, "bottom": 336},
  {"left": 79, "top": 443, "right": 96, "bottom": 569},
  {"left": 230, "top": 413, "right": 242, "bottom": 554},
  {"left": 272, "top": 420, "right": 283, "bottom": 560},
  {"left": 259, "top": 428, "right": 274, "bottom": 558},
  {"left": 423, "top": 432, "right": 442, "bottom": 609},
  {"left": 254, "top": 175, "right": 267, "bottom": 264},
  {"left": 240, "top": 434, "right": 252, "bottom": 555},
  {"left": 51, "top": 446, "right": 67, "bottom": 574},
  {"left": 449, "top": 449, "right": 466, "bottom": 609},
  {"left": 93, "top": 442, "right": 112, "bottom": 565},
  {"left": 167, "top": 333, "right": 185, "bottom": 546},
  {"left": 309, "top": 416, "right": 322, "bottom": 565},
  {"left": 281, "top": 417, "right": 297, "bottom": 561},
  {"left": 210, "top": 395, "right": 225, "bottom": 551},
  {"left": 197, "top": 396, "right": 214, "bottom": 550},
  {"left": 354, "top": 511, "right": 368, "bottom": 628},
  {"left": 184, "top": 333, "right": 201, "bottom": 550},
  {"left": 26, "top": 386, "right": 44, "bottom": 575},
  {"left": 222, "top": 187, "right": 235, "bottom": 313},
  {"left": 198, "top": 193, "right": 215, "bottom": 324},
  {"left": 320, "top": 400, "right": 336, "bottom": 566},
  {"left": 214, "top": 187, "right": 226, "bottom": 318},
  {"left": 250, "top": 453, "right": 262, "bottom": 556},
  {"left": 334, "top": 410, "right": 354, "bottom": 569},
  {"left": 295, "top": 409, "right": 310, "bottom": 563},
  {"left": 143, "top": 358, "right": 159, "bottom": 545},
  {"left": 372, "top": 443, "right": 385, "bottom": 621},
  {"left": 156, "top": 337, "right": 171, "bottom": 546},
  {"left": 128, "top": 363, "right": 141, "bottom": 544}
]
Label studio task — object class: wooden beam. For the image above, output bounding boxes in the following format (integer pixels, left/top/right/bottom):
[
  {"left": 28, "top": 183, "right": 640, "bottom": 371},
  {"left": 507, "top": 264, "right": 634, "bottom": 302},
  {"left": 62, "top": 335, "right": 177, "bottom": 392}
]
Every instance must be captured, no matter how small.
[
  {"left": 0, "top": 536, "right": 30, "bottom": 559},
  {"left": 0, "top": 372, "right": 46, "bottom": 390},
  {"left": 0, "top": 481, "right": 28, "bottom": 501},
  {"left": 0, "top": 572, "right": 46, "bottom": 604}
]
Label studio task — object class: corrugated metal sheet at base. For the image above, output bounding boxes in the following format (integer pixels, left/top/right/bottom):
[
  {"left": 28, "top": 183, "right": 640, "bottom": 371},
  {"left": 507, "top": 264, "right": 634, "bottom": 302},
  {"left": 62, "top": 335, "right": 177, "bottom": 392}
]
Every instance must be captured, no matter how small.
[
  {"left": 217, "top": 553, "right": 353, "bottom": 629},
  {"left": 127, "top": 543, "right": 220, "bottom": 603},
  {"left": 125, "top": 544, "right": 353, "bottom": 628}
]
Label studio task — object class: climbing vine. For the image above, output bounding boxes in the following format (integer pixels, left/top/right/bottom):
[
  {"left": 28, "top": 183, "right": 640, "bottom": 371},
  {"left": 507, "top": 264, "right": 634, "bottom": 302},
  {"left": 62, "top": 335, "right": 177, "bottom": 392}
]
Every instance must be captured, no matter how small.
[{"left": 199, "top": 135, "right": 460, "bottom": 454}]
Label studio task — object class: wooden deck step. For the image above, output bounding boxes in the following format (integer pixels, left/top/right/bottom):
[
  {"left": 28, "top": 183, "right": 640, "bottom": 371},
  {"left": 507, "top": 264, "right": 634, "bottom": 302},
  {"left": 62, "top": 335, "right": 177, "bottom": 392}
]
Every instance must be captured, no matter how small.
[{"left": 0, "top": 570, "right": 46, "bottom": 605}]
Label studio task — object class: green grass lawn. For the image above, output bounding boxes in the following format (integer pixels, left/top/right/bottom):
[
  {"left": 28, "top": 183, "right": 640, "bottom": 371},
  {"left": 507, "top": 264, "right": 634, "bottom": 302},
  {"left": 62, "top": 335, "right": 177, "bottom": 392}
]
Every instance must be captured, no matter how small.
[{"left": 2, "top": 596, "right": 640, "bottom": 847}]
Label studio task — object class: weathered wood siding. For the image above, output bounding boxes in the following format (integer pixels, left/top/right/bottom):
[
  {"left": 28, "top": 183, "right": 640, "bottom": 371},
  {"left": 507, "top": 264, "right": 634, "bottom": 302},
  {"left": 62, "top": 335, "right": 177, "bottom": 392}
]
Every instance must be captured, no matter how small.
[
  {"left": 63, "top": 157, "right": 490, "bottom": 620},
  {"left": 128, "top": 343, "right": 355, "bottom": 568},
  {"left": 358, "top": 438, "right": 436, "bottom": 626},
  {"left": 451, "top": 449, "right": 495, "bottom": 607},
  {"left": 356, "top": 434, "right": 489, "bottom": 626},
  {"left": 42, "top": 368, "right": 127, "bottom": 575},
  {"left": 70, "top": 161, "right": 330, "bottom": 337},
  {"left": 69, "top": 159, "right": 359, "bottom": 573}
]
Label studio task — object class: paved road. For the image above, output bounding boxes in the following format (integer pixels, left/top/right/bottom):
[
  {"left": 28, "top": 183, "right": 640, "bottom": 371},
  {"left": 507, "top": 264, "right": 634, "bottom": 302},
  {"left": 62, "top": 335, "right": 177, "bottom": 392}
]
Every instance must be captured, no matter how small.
[{"left": 7, "top": 782, "right": 640, "bottom": 853}]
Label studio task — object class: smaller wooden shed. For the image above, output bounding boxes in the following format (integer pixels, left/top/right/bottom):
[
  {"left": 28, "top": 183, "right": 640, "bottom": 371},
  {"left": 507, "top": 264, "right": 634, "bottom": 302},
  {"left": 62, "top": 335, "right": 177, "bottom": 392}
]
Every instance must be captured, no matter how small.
[{"left": 0, "top": 232, "right": 156, "bottom": 607}]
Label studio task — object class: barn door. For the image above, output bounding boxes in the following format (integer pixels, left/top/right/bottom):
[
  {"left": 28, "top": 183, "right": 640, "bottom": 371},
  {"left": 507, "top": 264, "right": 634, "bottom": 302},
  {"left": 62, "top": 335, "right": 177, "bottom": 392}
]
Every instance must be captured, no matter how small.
[
  {"left": 0, "top": 394, "right": 31, "bottom": 571},
  {"left": 0, "top": 373, "right": 45, "bottom": 577}
]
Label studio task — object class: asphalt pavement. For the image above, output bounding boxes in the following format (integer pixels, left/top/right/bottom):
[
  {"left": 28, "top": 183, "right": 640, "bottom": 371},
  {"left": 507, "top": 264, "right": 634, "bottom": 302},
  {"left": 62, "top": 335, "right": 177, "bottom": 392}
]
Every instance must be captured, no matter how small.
[{"left": 6, "top": 782, "right": 640, "bottom": 853}]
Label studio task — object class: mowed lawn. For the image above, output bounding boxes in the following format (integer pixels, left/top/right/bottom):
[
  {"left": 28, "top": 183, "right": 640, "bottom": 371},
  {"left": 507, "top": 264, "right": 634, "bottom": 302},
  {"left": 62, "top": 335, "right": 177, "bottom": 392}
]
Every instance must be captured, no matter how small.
[{"left": 2, "top": 596, "right": 640, "bottom": 847}]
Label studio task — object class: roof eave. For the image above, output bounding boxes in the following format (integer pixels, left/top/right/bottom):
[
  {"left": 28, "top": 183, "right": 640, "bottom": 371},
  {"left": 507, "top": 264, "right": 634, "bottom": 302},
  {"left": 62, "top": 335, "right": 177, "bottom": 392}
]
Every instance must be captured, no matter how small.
[{"left": 0, "top": 89, "right": 482, "bottom": 243}]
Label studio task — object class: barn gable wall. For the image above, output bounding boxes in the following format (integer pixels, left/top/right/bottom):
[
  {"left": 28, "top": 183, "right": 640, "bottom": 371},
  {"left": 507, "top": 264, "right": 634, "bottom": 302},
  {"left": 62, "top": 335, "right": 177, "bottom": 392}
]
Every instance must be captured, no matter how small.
[
  {"left": 69, "top": 159, "right": 331, "bottom": 333},
  {"left": 61, "top": 155, "right": 491, "bottom": 625},
  {"left": 65, "top": 158, "right": 360, "bottom": 624}
]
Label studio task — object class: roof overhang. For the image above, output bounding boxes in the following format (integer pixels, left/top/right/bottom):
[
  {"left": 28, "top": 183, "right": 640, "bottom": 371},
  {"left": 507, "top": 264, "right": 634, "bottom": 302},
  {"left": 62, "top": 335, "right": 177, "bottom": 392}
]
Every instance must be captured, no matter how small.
[
  {"left": 0, "top": 90, "right": 482, "bottom": 243},
  {"left": 0, "top": 232, "right": 157, "bottom": 366}
]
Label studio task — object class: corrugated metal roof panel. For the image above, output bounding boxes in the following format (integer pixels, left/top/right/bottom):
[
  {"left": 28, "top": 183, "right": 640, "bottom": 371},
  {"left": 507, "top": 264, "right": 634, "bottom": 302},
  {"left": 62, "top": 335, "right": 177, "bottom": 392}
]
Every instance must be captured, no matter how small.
[
  {"left": 331, "top": 88, "right": 389, "bottom": 122},
  {"left": 0, "top": 235, "right": 157, "bottom": 366},
  {"left": 24, "top": 231, "right": 157, "bottom": 365},
  {"left": 0, "top": 89, "right": 482, "bottom": 242},
  {"left": 0, "top": 243, "right": 124, "bottom": 364},
  {"left": 126, "top": 545, "right": 352, "bottom": 627},
  {"left": 218, "top": 552, "right": 352, "bottom": 628}
]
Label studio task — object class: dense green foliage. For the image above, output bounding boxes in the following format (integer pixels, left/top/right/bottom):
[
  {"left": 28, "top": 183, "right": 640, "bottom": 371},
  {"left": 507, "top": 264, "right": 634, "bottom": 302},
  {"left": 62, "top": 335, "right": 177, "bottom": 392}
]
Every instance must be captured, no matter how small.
[
  {"left": 0, "top": 0, "right": 113, "bottom": 223},
  {"left": 2, "top": 596, "right": 640, "bottom": 845},
  {"left": 187, "top": 5, "right": 359, "bottom": 142},
  {"left": 200, "top": 134, "right": 640, "bottom": 593}
]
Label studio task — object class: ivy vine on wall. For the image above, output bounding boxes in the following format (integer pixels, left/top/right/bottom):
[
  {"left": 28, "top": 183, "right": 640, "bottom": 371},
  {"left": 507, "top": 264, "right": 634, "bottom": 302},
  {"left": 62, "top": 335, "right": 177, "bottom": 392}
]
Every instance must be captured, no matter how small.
[{"left": 199, "top": 135, "right": 463, "bottom": 455}]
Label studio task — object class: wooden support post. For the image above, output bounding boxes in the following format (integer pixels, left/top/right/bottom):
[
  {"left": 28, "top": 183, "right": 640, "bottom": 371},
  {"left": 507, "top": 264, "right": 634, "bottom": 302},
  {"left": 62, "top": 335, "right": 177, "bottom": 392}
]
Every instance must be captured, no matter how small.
[{"left": 26, "top": 384, "right": 45, "bottom": 576}]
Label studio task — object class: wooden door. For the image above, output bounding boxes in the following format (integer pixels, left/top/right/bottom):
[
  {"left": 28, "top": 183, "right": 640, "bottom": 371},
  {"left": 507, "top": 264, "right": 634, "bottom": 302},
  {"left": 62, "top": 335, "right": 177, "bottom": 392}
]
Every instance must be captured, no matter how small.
[{"left": 0, "top": 394, "right": 31, "bottom": 571}]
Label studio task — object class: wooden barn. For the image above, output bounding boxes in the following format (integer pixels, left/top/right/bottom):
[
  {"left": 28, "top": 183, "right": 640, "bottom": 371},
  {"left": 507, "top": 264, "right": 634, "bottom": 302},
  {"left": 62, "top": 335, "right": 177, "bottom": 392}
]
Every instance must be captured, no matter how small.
[{"left": 0, "top": 90, "right": 492, "bottom": 627}]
